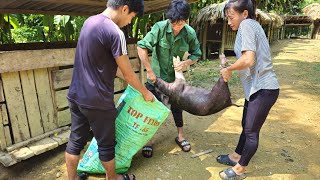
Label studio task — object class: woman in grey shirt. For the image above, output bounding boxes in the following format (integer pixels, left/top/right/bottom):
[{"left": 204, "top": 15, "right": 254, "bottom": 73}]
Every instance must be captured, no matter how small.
[{"left": 218, "top": 0, "right": 279, "bottom": 179}]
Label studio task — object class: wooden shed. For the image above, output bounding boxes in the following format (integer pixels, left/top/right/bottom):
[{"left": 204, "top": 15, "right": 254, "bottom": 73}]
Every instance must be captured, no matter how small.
[
  {"left": 281, "top": 15, "right": 313, "bottom": 39},
  {"left": 303, "top": 3, "right": 320, "bottom": 39},
  {"left": 192, "top": 1, "right": 277, "bottom": 60},
  {"left": 0, "top": 0, "right": 198, "bottom": 167},
  {"left": 0, "top": 40, "right": 146, "bottom": 167}
]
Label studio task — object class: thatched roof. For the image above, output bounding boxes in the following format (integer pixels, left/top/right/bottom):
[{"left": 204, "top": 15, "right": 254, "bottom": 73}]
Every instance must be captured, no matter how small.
[
  {"left": 256, "top": 9, "right": 272, "bottom": 25},
  {"left": 192, "top": 1, "right": 227, "bottom": 28},
  {"left": 192, "top": 1, "right": 275, "bottom": 29},
  {"left": 268, "top": 12, "right": 284, "bottom": 28},
  {"left": 0, "top": 0, "right": 198, "bottom": 16},
  {"left": 282, "top": 15, "right": 313, "bottom": 24},
  {"left": 303, "top": 3, "right": 320, "bottom": 21}
]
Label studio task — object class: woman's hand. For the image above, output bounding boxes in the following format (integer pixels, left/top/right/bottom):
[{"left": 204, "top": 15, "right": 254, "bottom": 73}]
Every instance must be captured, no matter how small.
[
  {"left": 220, "top": 67, "right": 232, "bottom": 82},
  {"left": 147, "top": 70, "right": 157, "bottom": 84},
  {"left": 219, "top": 53, "right": 228, "bottom": 68}
]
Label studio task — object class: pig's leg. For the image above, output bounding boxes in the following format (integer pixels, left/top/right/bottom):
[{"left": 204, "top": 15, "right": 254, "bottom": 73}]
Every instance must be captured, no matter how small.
[{"left": 173, "top": 56, "right": 185, "bottom": 80}]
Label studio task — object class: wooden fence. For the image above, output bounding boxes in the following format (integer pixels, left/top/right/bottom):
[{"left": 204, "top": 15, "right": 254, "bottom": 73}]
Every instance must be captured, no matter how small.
[{"left": 0, "top": 43, "right": 146, "bottom": 167}]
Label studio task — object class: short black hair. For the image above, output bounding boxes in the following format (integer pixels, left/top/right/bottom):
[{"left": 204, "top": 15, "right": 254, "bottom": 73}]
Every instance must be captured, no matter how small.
[
  {"left": 166, "top": 0, "right": 190, "bottom": 23},
  {"left": 107, "top": 0, "right": 144, "bottom": 17},
  {"left": 224, "top": 0, "right": 257, "bottom": 19}
]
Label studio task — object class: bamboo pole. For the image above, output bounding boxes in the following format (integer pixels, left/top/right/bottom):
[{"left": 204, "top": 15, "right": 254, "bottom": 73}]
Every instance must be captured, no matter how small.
[
  {"left": 220, "top": 20, "right": 227, "bottom": 54},
  {"left": 202, "top": 23, "right": 208, "bottom": 60}
]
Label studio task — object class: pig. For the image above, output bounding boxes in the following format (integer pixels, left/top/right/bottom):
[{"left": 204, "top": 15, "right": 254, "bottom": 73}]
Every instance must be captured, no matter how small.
[{"left": 154, "top": 56, "right": 237, "bottom": 116}]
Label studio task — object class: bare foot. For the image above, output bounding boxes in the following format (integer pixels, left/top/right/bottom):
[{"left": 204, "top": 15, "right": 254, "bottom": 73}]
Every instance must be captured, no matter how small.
[
  {"left": 175, "top": 137, "right": 191, "bottom": 152},
  {"left": 229, "top": 152, "right": 241, "bottom": 162},
  {"left": 219, "top": 165, "right": 246, "bottom": 179}
]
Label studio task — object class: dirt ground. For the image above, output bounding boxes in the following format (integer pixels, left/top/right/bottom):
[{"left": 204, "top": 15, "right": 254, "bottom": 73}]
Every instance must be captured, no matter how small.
[{"left": 1, "top": 39, "right": 320, "bottom": 180}]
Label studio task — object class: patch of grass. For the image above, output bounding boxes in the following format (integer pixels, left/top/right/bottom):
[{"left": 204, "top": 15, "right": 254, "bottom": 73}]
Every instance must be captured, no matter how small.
[
  {"left": 312, "top": 63, "right": 320, "bottom": 85},
  {"left": 294, "top": 61, "right": 320, "bottom": 85},
  {"left": 186, "top": 59, "right": 241, "bottom": 90},
  {"left": 314, "top": 63, "right": 320, "bottom": 72}
]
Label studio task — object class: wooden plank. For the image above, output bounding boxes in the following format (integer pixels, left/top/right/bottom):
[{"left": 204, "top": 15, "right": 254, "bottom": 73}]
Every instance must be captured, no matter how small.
[
  {"left": 0, "top": 104, "right": 9, "bottom": 125},
  {"left": 6, "top": 126, "right": 69, "bottom": 152},
  {"left": 1, "top": 72, "right": 30, "bottom": 143},
  {"left": 51, "top": 59, "right": 140, "bottom": 90},
  {"left": 114, "top": 78, "right": 127, "bottom": 93},
  {"left": 55, "top": 89, "right": 68, "bottom": 110},
  {"left": 34, "top": 68, "right": 57, "bottom": 132},
  {"left": 130, "top": 58, "right": 141, "bottom": 72},
  {"left": 284, "top": 23, "right": 312, "bottom": 27},
  {"left": 0, "top": 130, "right": 5, "bottom": 150},
  {"left": 127, "top": 44, "right": 138, "bottom": 58},
  {"left": 51, "top": 130, "right": 70, "bottom": 145},
  {"left": 4, "top": 126, "right": 12, "bottom": 146},
  {"left": 191, "top": 149, "right": 214, "bottom": 158},
  {"left": 140, "top": 71, "right": 147, "bottom": 84},
  {"left": 27, "top": 137, "right": 59, "bottom": 155},
  {"left": 48, "top": 67, "right": 59, "bottom": 110},
  {"left": 220, "top": 20, "right": 227, "bottom": 54},
  {"left": 0, "top": 8, "right": 97, "bottom": 16},
  {"left": 11, "top": 147, "right": 35, "bottom": 161},
  {"left": 0, "top": 111, "right": 6, "bottom": 150},
  {"left": 57, "top": 109, "right": 71, "bottom": 127},
  {"left": 140, "top": 61, "right": 145, "bottom": 83},
  {"left": 202, "top": 23, "right": 208, "bottom": 60},
  {"left": 0, "top": 48, "right": 75, "bottom": 73},
  {"left": 0, "top": 78, "right": 4, "bottom": 102},
  {"left": 33, "top": 0, "right": 105, "bottom": 6},
  {"left": 20, "top": 70, "right": 44, "bottom": 137},
  {"left": 0, "top": 0, "right": 15, "bottom": 7},
  {"left": 51, "top": 68, "right": 73, "bottom": 90},
  {"left": 0, "top": 105, "right": 10, "bottom": 150},
  {"left": 114, "top": 70, "right": 147, "bottom": 93},
  {"left": 0, "top": 151, "right": 17, "bottom": 167}
]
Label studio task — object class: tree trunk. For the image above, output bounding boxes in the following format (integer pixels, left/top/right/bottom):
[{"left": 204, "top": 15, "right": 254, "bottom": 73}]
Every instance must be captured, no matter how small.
[
  {"left": 279, "top": 0, "right": 286, "bottom": 13},
  {"left": 264, "top": 0, "right": 268, "bottom": 11}
]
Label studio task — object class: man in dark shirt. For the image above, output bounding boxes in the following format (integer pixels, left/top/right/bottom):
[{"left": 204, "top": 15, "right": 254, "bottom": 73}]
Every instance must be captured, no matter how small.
[{"left": 65, "top": 1, "right": 154, "bottom": 180}]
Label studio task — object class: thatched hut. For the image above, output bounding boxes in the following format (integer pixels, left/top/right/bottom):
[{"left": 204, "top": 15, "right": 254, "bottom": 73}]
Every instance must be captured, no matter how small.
[
  {"left": 256, "top": 9, "right": 275, "bottom": 43},
  {"left": 282, "top": 15, "right": 313, "bottom": 39},
  {"left": 303, "top": 3, "right": 320, "bottom": 39},
  {"left": 268, "top": 12, "right": 284, "bottom": 41},
  {"left": 192, "top": 1, "right": 227, "bottom": 60},
  {"left": 193, "top": 1, "right": 276, "bottom": 59}
]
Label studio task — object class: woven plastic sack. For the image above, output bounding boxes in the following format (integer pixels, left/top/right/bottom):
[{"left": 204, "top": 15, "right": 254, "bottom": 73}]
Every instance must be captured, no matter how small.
[{"left": 77, "top": 85, "right": 170, "bottom": 174}]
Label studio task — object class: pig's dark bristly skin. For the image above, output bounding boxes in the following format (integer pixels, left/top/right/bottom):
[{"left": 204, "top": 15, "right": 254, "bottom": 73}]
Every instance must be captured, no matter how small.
[{"left": 155, "top": 77, "right": 233, "bottom": 116}]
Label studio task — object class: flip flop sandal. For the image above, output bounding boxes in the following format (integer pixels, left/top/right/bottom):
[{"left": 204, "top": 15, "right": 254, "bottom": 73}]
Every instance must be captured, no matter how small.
[
  {"left": 219, "top": 167, "right": 246, "bottom": 180},
  {"left": 175, "top": 137, "right": 191, "bottom": 152},
  {"left": 216, "top": 154, "right": 237, "bottom": 166},
  {"left": 142, "top": 146, "right": 153, "bottom": 158},
  {"left": 77, "top": 172, "right": 88, "bottom": 180},
  {"left": 122, "top": 174, "right": 136, "bottom": 180}
]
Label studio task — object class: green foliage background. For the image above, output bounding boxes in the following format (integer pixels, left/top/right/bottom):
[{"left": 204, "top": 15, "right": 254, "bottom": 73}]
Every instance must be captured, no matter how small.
[{"left": 0, "top": 0, "right": 319, "bottom": 44}]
